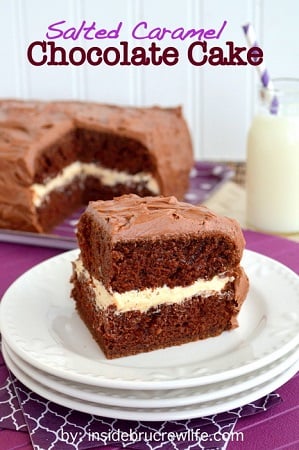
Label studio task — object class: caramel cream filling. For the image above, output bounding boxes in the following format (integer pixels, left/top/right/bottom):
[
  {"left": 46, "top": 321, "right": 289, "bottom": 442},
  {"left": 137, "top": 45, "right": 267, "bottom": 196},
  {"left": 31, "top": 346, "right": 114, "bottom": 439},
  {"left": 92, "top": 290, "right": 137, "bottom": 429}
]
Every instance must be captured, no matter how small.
[
  {"left": 73, "top": 258, "right": 234, "bottom": 313},
  {"left": 31, "top": 161, "right": 160, "bottom": 207}
]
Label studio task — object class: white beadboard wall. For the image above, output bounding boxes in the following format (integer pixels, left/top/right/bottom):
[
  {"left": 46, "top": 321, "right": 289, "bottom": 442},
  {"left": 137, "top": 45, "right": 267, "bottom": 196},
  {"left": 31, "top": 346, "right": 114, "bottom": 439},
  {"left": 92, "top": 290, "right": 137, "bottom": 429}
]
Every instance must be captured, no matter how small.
[{"left": 0, "top": 0, "right": 298, "bottom": 160}]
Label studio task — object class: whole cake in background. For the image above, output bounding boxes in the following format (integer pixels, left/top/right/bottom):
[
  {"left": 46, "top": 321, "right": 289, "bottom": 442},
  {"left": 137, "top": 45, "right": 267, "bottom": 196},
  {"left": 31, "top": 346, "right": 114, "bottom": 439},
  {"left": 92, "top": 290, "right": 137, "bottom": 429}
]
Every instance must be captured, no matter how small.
[
  {"left": 71, "top": 194, "right": 249, "bottom": 359},
  {"left": 0, "top": 100, "right": 193, "bottom": 232}
]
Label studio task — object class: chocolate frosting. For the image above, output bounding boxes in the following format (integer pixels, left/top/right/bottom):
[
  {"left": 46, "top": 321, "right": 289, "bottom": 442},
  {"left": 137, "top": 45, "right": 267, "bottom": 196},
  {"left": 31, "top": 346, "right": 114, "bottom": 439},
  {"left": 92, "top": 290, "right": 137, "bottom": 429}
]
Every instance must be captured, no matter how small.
[
  {"left": 87, "top": 194, "right": 246, "bottom": 260},
  {"left": 231, "top": 266, "right": 249, "bottom": 328},
  {"left": 0, "top": 100, "right": 193, "bottom": 231}
]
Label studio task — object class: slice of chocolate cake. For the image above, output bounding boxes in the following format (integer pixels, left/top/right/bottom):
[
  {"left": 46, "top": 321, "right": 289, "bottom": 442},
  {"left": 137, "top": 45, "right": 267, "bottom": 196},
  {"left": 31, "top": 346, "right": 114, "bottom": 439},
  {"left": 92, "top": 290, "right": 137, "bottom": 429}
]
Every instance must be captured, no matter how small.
[
  {"left": 0, "top": 100, "right": 193, "bottom": 232},
  {"left": 71, "top": 194, "right": 249, "bottom": 359}
]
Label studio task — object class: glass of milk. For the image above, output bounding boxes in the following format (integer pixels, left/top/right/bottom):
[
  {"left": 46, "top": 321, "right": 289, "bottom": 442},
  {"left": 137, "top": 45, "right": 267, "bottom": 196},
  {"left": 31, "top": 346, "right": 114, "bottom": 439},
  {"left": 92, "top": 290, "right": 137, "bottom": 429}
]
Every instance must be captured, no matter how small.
[{"left": 246, "top": 78, "right": 299, "bottom": 234}]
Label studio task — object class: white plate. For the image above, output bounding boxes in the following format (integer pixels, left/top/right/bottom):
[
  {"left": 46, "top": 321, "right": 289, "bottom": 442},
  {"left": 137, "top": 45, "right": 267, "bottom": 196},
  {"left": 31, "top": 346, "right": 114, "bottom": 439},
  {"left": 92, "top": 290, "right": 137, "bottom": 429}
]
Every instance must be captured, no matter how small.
[
  {"left": 0, "top": 249, "right": 299, "bottom": 389},
  {"left": 3, "top": 342, "right": 299, "bottom": 421},
  {"left": 3, "top": 338, "right": 299, "bottom": 408}
]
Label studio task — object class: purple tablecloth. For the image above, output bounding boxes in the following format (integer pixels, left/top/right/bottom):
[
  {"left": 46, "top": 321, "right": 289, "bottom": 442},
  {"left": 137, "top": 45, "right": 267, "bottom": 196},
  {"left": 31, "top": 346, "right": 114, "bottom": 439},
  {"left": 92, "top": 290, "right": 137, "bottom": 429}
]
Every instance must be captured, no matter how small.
[{"left": 0, "top": 229, "right": 298, "bottom": 450}]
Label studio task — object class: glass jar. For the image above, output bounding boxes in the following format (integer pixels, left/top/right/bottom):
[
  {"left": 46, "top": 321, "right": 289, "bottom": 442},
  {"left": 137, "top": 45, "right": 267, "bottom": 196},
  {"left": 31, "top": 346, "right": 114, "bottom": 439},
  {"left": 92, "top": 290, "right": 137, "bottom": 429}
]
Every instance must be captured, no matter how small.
[{"left": 246, "top": 78, "right": 299, "bottom": 234}]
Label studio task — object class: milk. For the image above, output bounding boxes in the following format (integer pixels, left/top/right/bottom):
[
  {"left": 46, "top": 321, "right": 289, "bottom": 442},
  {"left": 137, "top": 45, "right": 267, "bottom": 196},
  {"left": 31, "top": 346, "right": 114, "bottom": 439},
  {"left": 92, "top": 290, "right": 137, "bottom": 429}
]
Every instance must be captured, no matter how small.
[{"left": 246, "top": 83, "right": 299, "bottom": 234}]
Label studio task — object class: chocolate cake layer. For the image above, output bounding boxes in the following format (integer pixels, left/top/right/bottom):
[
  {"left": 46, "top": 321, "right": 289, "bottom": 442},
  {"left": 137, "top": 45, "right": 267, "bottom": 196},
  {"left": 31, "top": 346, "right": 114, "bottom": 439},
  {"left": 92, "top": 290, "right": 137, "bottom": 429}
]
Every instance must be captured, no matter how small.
[
  {"left": 71, "top": 263, "right": 248, "bottom": 359},
  {"left": 82, "top": 176, "right": 158, "bottom": 203},
  {"left": 0, "top": 100, "right": 193, "bottom": 232},
  {"left": 77, "top": 129, "right": 156, "bottom": 174},
  {"left": 34, "top": 130, "right": 78, "bottom": 183},
  {"left": 77, "top": 195, "right": 245, "bottom": 292},
  {"left": 37, "top": 178, "right": 82, "bottom": 231},
  {"left": 57, "top": 101, "right": 193, "bottom": 199}
]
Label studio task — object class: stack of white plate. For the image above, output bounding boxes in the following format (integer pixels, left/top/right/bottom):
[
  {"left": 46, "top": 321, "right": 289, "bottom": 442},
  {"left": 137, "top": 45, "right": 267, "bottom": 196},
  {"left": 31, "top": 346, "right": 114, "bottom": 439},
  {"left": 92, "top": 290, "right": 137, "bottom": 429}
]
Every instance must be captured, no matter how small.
[{"left": 1, "top": 249, "right": 299, "bottom": 421}]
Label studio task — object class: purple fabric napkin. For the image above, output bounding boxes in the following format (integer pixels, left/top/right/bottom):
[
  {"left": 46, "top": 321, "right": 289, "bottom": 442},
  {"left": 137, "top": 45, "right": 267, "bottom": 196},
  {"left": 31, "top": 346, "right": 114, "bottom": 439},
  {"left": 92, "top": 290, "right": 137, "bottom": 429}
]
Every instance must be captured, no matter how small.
[{"left": 0, "top": 348, "right": 26, "bottom": 432}]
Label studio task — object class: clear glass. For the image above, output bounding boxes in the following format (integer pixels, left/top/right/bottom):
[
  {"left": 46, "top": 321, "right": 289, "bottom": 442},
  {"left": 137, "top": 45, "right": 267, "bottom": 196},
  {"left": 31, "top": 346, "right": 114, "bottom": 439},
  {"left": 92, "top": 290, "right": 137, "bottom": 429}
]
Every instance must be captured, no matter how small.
[{"left": 246, "top": 78, "right": 299, "bottom": 234}]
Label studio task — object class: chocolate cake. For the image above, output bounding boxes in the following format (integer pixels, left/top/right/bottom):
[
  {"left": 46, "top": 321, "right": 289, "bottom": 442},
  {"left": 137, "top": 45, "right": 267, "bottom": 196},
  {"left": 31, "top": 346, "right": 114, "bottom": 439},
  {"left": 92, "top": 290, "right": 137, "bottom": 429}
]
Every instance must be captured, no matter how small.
[
  {"left": 71, "top": 194, "right": 249, "bottom": 359},
  {"left": 0, "top": 100, "right": 193, "bottom": 232}
]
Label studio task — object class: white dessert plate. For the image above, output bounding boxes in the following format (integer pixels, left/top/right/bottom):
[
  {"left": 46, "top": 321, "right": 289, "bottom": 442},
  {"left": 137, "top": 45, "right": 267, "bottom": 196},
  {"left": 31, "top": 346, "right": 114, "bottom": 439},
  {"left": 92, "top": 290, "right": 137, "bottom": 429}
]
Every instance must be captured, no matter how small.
[
  {"left": 3, "top": 338, "right": 299, "bottom": 409},
  {"left": 3, "top": 341, "right": 299, "bottom": 421},
  {"left": 0, "top": 249, "right": 299, "bottom": 389}
]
